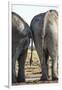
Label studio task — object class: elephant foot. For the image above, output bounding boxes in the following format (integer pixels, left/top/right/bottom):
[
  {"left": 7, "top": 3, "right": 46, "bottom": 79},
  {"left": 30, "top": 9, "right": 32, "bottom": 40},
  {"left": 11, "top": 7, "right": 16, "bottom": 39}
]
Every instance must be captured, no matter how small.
[
  {"left": 52, "top": 77, "right": 58, "bottom": 81},
  {"left": 40, "top": 76, "right": 48, "bottom": 81},
  {"left": 12, "top": 77, "right": 17, "bottom": 84},
  {"left": 12, "top": 80, "right": 17, "bottom": 84},
  {"left": 17, "top": 77, "right": 25, "bottom": 83}
]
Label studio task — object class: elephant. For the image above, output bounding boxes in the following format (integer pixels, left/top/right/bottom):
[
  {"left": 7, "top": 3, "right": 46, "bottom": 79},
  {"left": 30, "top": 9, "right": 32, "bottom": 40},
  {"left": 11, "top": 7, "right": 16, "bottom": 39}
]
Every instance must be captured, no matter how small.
[
  {"left": 12, "top": 12, "right": 31, "bottom": 84},
  {"left": 30, "top": 10, "right": 58, "bottom": 81}
]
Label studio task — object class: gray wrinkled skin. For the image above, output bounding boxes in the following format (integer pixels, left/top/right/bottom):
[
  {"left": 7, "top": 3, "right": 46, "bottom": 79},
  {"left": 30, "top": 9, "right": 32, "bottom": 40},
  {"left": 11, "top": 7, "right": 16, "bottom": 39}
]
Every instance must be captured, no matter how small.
[
  {"left": 12, "top": 12, "right": 31, "bottom": 83},
  {"left": 30, "top": 10, "right": 58, "bottom": 80}
]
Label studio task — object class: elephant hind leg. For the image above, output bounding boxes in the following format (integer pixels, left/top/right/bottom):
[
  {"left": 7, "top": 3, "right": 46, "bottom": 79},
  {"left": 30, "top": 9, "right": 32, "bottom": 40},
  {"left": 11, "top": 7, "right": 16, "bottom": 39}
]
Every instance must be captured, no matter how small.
[
  {"left": 12, "top": 56, "right": 17, "bottom": 84},
  {"left": 52, "top": 56, "right": 58, "bottom": 81},
  {"left": 44, "top": 49, "right": 49, "bottom": 77},
  {"left": 41, "top": 49, "right": 49, "bottom": 81},
  {"left": 17, "top": 50, "right": 27, "bottom": 83}
]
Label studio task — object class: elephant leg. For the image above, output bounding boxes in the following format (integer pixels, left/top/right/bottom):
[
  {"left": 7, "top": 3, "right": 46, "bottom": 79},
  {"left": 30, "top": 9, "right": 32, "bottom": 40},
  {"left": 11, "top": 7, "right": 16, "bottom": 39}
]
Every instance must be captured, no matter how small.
[
  {"left": 12, "top": 56, "right": 17, "bottom": 84},
  {"left": 41, "top": 50, "right": 49, "bottom": 80},
  {"left": 44, "top": 50, "right": 49, "bottom": 78},
  {"left": 52, "top": 56, "right": 58, "bottom": 80},
  {"left": 17, "top": 50, "right": 27, "bottom": 83}
]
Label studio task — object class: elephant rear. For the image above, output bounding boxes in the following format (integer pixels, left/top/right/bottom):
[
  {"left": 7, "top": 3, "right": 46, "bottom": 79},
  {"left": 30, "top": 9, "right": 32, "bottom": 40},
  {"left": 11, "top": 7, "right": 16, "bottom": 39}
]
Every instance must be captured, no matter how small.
[
  {"left": 30, "top": 10, "right": 58, "bottom": 81},
  {"left": 12, "top": 12, "right": 31, "bottom": 83}
]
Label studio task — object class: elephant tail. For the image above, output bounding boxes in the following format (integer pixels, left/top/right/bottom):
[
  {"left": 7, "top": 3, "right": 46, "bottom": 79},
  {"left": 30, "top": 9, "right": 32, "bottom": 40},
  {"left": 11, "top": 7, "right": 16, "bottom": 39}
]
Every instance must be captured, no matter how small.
[
  {"left": 30, "top": 22, "right": 34, "bottom": 66},
  {"left": 30, "top": 38, "right": 33, "bottom": 66}
]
